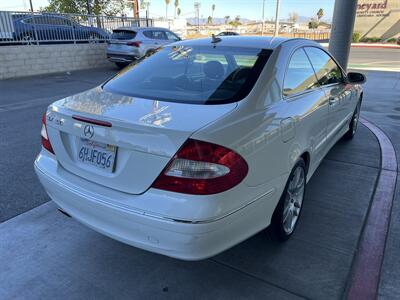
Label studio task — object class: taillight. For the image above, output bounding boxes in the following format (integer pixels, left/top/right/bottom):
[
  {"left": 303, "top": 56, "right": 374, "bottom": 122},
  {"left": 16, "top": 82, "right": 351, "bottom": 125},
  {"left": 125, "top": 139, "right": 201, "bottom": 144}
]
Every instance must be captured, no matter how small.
[
  {"left": 152, "top": 139, "right": 248, "bottom": 195},
  {"left": 126, "top": 41, "right": 142, "bottom": 47},
  {"left": 41, "top": 113, "right": 54, "bottom": 154}
]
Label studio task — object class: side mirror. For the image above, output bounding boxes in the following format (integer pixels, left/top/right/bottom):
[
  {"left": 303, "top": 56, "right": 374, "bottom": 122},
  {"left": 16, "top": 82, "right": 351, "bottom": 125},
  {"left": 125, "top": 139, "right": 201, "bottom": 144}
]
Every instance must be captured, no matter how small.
[{"left": 347, "top": 72, "right": 366, "bottom": 84}]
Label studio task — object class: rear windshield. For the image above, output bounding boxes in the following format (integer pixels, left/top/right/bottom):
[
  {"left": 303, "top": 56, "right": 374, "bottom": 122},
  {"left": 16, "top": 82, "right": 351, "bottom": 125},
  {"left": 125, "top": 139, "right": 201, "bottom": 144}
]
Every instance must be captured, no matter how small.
[
  {"left": 103, "top": 45, "right": 272, "bottom": 104},
  {"left": 111, "top": 29, "right": 136, "bottom": 40}
]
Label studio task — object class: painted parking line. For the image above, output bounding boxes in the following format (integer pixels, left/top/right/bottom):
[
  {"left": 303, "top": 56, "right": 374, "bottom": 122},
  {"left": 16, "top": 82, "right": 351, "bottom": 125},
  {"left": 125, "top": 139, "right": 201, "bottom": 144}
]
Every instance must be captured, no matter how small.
[{"left": 346, "top": 118, "right": 398, "bottom": 300}]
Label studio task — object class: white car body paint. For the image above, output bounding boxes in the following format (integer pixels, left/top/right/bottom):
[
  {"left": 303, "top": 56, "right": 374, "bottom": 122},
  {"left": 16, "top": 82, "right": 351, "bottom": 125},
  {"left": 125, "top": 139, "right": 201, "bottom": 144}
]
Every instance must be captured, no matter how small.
[{"left": 35, "top": 37, "right": 363, "bottom": 260}]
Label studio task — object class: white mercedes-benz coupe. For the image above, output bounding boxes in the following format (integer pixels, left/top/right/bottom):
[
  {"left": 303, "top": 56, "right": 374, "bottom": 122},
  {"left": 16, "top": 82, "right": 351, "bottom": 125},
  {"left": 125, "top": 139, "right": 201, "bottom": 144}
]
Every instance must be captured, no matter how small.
[{"left": 35, "top": 36, "right": 366, "bottom": 260}]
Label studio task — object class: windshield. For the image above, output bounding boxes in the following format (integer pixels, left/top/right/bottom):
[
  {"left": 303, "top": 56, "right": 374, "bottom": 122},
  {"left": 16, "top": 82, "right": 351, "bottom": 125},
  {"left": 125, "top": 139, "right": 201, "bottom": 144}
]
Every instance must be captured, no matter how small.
[{"left": 103, "top": 45, "right": 272, "bottom": 104}]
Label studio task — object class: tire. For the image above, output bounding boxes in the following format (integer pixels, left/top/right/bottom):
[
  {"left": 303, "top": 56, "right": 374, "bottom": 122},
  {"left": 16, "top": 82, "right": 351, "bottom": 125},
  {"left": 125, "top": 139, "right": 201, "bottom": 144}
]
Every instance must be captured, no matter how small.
[
  {"left": 343, "top": 101, "right": 361, "bottom": 140},
  {"left": 145, "top": 49, "right": 155, "bottom": 57},
  {"left": 270, "top": 158, "right": 306, "bottom": 242},
  {"left": 115, "top": 62, "right": 128, "bottom": 69}
]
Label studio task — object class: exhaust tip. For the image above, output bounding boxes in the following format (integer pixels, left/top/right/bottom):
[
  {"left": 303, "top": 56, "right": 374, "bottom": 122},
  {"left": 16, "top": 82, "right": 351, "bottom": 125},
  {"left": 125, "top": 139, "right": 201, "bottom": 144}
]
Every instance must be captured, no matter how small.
[{"left": 58, "top": 208, "right": 71, "bottom": 218}]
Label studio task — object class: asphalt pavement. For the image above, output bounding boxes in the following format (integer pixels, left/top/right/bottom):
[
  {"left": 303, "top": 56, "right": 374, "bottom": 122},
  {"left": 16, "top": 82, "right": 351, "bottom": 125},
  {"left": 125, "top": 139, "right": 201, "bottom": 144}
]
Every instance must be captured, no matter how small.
[
  {"left": 0, "top": 67, "right": 117, "bottom": 222},
  {"left": 349, "top": 47, "right": 400, "bottom": 72}
]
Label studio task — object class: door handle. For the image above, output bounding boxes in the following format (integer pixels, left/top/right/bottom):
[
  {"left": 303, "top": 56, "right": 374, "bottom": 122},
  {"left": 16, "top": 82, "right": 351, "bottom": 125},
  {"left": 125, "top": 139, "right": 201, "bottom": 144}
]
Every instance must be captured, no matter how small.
[{"left": 329, "top": 96, "right": 339, "bottom": 105}]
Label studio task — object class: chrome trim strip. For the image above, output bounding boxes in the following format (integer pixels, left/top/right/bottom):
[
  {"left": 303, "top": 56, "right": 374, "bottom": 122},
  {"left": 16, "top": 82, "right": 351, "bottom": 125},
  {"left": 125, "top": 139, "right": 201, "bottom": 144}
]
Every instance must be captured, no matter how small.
[{"left": 35, "top": 161, "right": 275, "bottom": 225}]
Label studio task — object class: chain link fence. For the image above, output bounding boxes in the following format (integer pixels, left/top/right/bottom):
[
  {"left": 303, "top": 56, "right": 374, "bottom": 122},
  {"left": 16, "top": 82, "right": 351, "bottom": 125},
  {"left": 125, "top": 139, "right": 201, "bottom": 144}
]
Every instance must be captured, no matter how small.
[{"left": 0, "top": 11, "right": 153, "bottom": 45}]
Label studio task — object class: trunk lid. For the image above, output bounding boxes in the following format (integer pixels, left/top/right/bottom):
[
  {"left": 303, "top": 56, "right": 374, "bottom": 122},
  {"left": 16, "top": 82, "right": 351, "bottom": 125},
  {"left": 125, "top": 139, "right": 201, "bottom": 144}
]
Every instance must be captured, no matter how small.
[{"left": 46, "top": 87, "right": 237, "bottom": 194}]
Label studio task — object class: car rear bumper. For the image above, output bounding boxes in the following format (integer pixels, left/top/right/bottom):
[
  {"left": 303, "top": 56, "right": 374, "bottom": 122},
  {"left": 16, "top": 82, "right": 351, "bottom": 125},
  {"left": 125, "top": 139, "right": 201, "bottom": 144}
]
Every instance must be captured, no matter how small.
[
  {"left": 106, "top": 53, "right": 138, "bottom": 63},
  {"left": 34, "top": 150, "right": 276, "bottom": 260}
]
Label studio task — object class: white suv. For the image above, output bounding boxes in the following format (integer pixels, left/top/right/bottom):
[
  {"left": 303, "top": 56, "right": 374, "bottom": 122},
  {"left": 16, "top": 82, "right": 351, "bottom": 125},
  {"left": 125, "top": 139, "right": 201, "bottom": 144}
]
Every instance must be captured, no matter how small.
[{"left": 106, "top": 27, "right": 181, "bottom": 68}]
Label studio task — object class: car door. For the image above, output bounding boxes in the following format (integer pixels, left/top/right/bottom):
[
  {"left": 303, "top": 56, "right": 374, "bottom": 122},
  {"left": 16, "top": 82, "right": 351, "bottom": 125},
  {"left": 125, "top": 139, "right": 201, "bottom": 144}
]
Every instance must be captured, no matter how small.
[
  {"left": 164, "top": 30, "right": 181, "bottom": 44},
  {"left": 304, "top": 47, "right": 352, "bottom": 144},
  {"left": 152, "top": 30, "right": 169, "bottom": 46},
  {"left": 142, "top": 30, "right": 162, "bottom": 51},
  {"left": 283, "top": 48, "right": 329, "bottom": 166}
]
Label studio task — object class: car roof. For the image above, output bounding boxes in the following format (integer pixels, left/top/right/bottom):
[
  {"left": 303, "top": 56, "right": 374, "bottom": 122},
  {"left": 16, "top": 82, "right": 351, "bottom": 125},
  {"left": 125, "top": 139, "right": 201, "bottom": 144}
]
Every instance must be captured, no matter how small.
[
  {"left": 172, "top": 36, "right": 319, "bottom": 50},
  {"left": 113, "top": 26, "right": 170, "bottom": 32}
]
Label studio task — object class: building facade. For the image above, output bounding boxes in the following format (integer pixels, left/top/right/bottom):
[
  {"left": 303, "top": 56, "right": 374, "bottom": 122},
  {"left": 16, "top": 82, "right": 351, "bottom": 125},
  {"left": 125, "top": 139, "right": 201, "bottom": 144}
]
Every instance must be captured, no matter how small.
[{"left": 354, "top": 0, "right": 400, "bottom": 39}]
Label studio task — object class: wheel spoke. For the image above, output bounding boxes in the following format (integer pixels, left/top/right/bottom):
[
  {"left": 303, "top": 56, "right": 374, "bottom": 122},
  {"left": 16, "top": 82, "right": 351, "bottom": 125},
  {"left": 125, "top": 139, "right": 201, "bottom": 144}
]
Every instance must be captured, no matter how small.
[
  {"left": 283, "top": 208, "right": 293, "bottom": 230},
  {"left": 282, "top": 165, "right": 305, "bottom": 234}
]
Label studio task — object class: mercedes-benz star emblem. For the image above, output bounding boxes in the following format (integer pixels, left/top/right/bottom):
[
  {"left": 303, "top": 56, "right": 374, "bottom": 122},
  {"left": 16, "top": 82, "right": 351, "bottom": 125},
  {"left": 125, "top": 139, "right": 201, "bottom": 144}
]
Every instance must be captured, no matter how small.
[{"left": 83, "top": 124, "right": 94, "bottom": 139}]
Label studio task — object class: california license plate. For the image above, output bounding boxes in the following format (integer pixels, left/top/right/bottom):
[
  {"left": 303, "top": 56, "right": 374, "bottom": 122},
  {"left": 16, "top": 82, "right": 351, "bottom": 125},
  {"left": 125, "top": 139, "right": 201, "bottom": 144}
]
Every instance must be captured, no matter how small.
[{"left": 78, "top": 138, "right": 117, "bottom": 172}]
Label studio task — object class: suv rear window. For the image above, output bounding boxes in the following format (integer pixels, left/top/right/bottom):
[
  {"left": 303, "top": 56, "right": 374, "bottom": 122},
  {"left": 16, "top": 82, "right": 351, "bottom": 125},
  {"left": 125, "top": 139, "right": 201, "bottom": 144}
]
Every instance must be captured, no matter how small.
[
  {"left": 111, "top": 30, "right": 136, "bottom": 40},
  {"left": 103, "top": 45, "right": 271, "bottom": 104}
]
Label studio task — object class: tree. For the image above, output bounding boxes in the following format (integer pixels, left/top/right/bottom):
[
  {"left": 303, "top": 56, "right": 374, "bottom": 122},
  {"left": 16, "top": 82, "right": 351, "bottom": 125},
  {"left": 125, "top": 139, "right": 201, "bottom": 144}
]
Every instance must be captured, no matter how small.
[
  {"left": 177, "top": 7, "right": 181, "bottom": 17},
  {"left": 141, "top": 0, "right": 150, "bottom": 18},
  {"left": 224, "top": 15, "right": 230, "bottom": 24},
  {"left": 229, "top": 15, "right": 241, "bottom": 27},
  {"left": 165, "top": 0, "right": 170, "bottom": 20},
  {"left": 174, "top": 0, "right": 179, "bottom": 19},
  {"left": 211, "top": 4, "right": 215, "bottom": 20},
  {"left": 308, "top": 19, "right": 318, "bottom": 29},
  {"left": 288, "top": 12, "right": 299, "bottom": 23},
  {"left": 317, "top": 8, "right": 324, "bottom": 22},
  {"left": 207, "top": 16, "right": 212, "bottom": 24},
  {"left": 43, "top": 0, "right": 126, "bottom": 15}
]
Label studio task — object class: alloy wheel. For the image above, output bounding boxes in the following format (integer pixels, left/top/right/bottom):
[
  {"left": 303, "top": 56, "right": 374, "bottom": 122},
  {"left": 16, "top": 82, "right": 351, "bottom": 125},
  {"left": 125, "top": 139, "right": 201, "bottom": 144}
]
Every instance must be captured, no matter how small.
[
  {"left": 282, "top": 166, "right": 305, "bottom": 234},
  {"left": 352, "top": 103, "right": 360, "bottom": 135}
]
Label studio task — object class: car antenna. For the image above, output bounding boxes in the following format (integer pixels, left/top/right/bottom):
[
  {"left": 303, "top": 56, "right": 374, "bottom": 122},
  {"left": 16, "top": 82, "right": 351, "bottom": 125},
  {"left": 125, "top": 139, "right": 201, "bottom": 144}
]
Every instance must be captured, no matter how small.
[{"left": 211, "top": 34, "right": 221, "bottom": 46}]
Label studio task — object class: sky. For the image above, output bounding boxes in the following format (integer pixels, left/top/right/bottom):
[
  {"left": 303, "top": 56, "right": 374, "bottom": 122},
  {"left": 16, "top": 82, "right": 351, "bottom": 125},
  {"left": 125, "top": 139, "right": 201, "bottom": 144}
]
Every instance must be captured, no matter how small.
[{"left": 0, "top": 0, "right": 335, "bottom": 21}]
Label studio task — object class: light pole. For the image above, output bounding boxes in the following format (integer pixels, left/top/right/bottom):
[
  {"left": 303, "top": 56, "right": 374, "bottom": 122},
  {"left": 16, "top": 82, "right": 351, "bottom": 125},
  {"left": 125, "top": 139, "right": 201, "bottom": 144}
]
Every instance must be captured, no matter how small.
[
  {"left": 261, "top": 0, "right": 266, "bottom": 36},
  {"left": 29, "top": 0, "right": 34, "bottom": 12},
  {"left": 194, "top": 2, "right": 201, "bottom": 33},
  {"left": 273, "top": 0, "right": 280, "bottom": 36}
]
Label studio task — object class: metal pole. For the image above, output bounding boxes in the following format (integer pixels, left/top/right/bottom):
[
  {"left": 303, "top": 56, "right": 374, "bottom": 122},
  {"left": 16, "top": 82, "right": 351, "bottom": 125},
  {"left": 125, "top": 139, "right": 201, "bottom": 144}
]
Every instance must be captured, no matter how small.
[
  {"left": 194, "top": 2, "right": 200, "bottom": 33},
  {"left": 261, "top": 0, "right": 266, "bottom": 36},
  {"left": 29, "top": 0, "right": 34, "bottom": 12},
  {"left": 328, "top": 0, "right": 358, "bottom": 71},
  {"left": 273, "top": 0, "right": 280, "bottom": 36}
]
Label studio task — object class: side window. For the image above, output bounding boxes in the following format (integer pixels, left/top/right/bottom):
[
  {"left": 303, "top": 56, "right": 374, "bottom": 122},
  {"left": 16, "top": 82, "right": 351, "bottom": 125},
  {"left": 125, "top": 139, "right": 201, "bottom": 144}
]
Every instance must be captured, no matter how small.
[
  {"left": 304, "top": 47, "right": 344, "bottom": 86},
  {"left": 48, "top": 17, "right": 65, "bottom": 25},
  {"left": 165, "top": 31, "right": 180, "bottom": 41},
  {"left": 143, "top": 31, "right": 153, "bottom": 38},
  {"left": 152, "top": 30, "right": 167, "bottom": 40},
  {"left": 33, "top": 16, "right": 48, "bottom": 24},
  {"left": 23, "top": 17, "right": 33, "bottom": 24},
  {"left": 283, "top": 48, "right": 319, "bottom": 97},
  {"left": 60, "top": 17, "right": 72, "bottom": 26}
]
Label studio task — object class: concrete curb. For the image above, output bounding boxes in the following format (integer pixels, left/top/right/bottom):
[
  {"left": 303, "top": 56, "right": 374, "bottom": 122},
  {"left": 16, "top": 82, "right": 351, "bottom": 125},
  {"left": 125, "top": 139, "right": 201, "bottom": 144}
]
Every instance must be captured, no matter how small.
[
  {"left": 351, "top": 44, "right": 400, "bottom": 49},
  {"left": 346, "top": 118, "right": 398, "bottom": 300},
  {"left": 319, "top": 42, "right": 400, "bottom": 49}
]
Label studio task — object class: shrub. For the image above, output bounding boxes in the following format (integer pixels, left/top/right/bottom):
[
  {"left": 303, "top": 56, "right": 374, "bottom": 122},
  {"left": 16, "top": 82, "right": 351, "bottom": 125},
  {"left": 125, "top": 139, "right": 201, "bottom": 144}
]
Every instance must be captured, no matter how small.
[
  {"left": 360, "top": 37, "right": 382, "bottom": 43},
  {"left": 352, "top": 32, "right": 361, "bottom": 43}
]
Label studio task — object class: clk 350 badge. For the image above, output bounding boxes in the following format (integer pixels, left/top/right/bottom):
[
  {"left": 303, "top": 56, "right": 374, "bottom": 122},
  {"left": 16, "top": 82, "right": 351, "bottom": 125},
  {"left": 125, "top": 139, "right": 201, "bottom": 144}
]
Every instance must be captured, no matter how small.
[{"left": 47, "top": 114, "right": 64, "bottom": 126}]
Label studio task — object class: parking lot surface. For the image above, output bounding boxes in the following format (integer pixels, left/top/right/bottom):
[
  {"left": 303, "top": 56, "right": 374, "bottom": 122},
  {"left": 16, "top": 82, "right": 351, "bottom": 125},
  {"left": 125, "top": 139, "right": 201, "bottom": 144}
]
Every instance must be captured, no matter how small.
[{"left": 0, "top": 67, "right": 399, "bottom": 299}]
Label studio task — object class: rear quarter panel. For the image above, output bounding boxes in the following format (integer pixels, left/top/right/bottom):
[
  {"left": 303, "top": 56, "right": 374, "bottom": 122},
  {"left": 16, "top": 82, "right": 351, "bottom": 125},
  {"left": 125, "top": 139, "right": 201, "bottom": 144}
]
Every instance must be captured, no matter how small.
[{"left": 192, "top": 40, "right": 330, "bottom": 219}]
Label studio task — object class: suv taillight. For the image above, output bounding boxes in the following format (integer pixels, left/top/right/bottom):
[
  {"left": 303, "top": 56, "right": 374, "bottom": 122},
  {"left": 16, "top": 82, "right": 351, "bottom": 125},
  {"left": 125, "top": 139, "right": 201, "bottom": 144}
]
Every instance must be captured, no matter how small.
[
  {"left": 152, "top": 139, "right": 248, "bottom": 195},
  {"left": 41, "top": 113, "right": 54, "bottom": 154},
  {"left": 126, "top": 41, "right": 142, "bottom": 47}
]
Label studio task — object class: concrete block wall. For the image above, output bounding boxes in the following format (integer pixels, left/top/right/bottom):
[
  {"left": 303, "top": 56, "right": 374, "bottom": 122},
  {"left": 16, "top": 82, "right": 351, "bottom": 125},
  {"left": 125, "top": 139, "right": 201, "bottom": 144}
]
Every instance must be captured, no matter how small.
[{"left": 0, "top": 44, "right": 114, "bottom": 80}]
